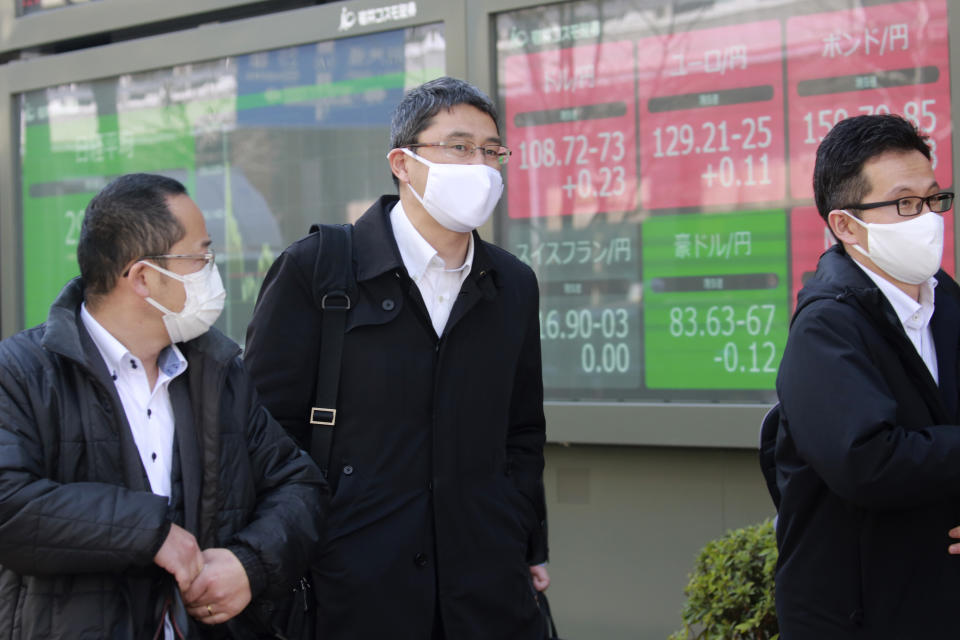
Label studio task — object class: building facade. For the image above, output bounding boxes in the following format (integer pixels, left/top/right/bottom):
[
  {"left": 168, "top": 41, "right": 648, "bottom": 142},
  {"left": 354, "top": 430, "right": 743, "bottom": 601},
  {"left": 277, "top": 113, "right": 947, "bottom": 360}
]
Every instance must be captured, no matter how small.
[{"left": 0, "top": 0, "right": 954, "bottom": 636}]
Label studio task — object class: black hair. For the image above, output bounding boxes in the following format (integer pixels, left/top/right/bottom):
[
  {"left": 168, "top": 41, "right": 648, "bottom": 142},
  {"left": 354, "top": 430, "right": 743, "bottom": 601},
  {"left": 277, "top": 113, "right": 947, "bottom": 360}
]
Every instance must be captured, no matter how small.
[
  {"left": 77, "top": 173, "right": 187, "bottom": 302},
  {"left": 813, "top": 113, "right": 931, "bottom": 222}
]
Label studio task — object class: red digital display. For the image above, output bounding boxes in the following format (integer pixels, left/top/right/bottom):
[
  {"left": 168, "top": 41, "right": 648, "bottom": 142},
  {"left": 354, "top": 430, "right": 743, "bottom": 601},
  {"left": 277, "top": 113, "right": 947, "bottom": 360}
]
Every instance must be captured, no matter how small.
[
  {"left": 504, "top": 41, "right": 637, "bottom": 218},
  {"left": 789, "top": 206, "right": 955, "bottom": 310},
  {"left": 636, "top": 20, "right": 785, "bottom": 209},
  {"left": 787, "top": 0, "right": 952, "bottom": 199}
]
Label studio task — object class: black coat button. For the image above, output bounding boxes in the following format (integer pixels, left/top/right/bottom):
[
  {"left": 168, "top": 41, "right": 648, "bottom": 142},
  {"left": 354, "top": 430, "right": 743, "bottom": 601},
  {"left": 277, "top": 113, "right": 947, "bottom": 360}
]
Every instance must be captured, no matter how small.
[
  {"left": 414, "top": 552, "right": 428, "bottom": 567},
  {"left": 343, "top": 465, "right": 354, "bottom": 475},
  {"left": 382, "top": 299, "right": 395, "bottom": 311}
]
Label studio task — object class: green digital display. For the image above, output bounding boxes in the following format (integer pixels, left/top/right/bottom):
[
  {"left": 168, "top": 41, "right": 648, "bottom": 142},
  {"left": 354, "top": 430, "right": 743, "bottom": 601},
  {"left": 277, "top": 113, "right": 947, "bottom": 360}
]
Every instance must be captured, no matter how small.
[
  {"left": 642, "top": 211, "right": 789, "bottom": 389},
  {"left": 21, "top": 109, "right": 197, "bottom": 325},
  {"left": 18, "top": 27, "right": 444, "bottom": 343}
]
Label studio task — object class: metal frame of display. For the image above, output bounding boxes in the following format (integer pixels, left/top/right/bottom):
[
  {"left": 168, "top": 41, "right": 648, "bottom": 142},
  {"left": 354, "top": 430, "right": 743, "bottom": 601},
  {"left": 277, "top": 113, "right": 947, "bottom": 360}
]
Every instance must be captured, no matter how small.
[
  {"left": 470, "top": 0, "right": 771, "bottom": 446},
  {"left": 467, "top": 0, "right": 960, "bottom": 447},
  {"left": 1, "top": 0, "right": 957, "bottom": 448},
  {"left": 0, "top": 0, "right": 465, "bottom": 340},
  {"left": 0, "top": 0, "right": 271, "bottom": 54}
]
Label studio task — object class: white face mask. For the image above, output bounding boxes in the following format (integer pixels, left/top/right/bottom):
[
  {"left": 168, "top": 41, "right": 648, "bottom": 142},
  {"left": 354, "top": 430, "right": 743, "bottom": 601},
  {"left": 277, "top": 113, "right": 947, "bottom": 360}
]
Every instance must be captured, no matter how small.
[
  {"left": 140, "top": 260, "right": 226, "bottom": 343},
  {"left": 844, "top": 210, "right": 944, "bottom": 285},
  {"left": 399, "top": 148, "right": 503, "bottom": 233}
]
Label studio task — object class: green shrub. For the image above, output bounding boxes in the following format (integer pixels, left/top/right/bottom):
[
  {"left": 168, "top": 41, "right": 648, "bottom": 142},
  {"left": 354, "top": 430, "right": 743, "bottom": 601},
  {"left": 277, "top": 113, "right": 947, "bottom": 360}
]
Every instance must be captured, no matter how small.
[{"left": 668, "top": 519, "right": 778, "bottom": 640}]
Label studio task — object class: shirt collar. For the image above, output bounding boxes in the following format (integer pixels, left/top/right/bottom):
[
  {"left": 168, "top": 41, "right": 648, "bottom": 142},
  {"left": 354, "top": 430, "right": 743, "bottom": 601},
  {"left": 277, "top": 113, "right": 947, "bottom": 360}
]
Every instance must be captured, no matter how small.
[
  {"left": 80, "top": 303, "right": 187, "bottom": 379},
  {"left": 389, "top": 199, "right": 474, "bottom": 282},
  {"left": 851, "top": 260, "right": 937, "bottom": 330}
]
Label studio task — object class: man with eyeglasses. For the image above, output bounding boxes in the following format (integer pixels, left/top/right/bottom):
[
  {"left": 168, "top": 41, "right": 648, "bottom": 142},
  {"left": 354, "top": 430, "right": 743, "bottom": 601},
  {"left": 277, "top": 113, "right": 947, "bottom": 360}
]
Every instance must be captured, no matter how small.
[
  {"left": 0, "top": 173, "right": 326, "bottom": 639},
  {"left": 245, "top": 77, "right": 549, "bottom": 639},
  {"left": 768, "top": 114, "right": 960, "bottom": 637}
]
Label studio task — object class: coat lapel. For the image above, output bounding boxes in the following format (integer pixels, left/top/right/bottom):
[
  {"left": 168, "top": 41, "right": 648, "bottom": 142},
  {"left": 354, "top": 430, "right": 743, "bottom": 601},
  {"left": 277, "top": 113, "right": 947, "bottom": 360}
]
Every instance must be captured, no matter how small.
[
  {"left": 932, "top": 278, "right": 960, "bottom": 421},
  {"left": 853, "top": 284, "right": 950, "bottom": 423},
  {"left": 443, "top": 235, "right": 499, "bottom": 337}
]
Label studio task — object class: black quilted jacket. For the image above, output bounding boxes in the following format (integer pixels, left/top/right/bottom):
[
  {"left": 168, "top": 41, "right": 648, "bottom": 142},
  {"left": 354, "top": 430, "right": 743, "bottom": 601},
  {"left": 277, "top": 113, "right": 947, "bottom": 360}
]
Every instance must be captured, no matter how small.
[{"left": 0, "top": 277, "right": 327, "bottom": 639}]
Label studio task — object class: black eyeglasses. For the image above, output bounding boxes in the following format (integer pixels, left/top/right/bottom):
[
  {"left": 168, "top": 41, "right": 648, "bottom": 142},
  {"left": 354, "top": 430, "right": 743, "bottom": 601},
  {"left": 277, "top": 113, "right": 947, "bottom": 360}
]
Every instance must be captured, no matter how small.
[
  {"left": 406, "top": 142, "right": 511, "bottom": 165},
  {"left": 840, "top": 192, "right": 954, "bottom": 217}
]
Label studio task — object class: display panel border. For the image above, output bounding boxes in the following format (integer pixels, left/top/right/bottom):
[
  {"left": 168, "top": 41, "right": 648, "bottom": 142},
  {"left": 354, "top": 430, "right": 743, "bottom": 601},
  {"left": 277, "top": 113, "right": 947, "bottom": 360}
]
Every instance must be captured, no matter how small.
[
  {"left": 467, "top": 0, "right": 960, "bottom": 447},
  {"left": 0, "top": 67, "right": 14, "bottom": 343},
  {"left": 3, "top": 0, "right": 958, "bottom": 448},
  {"left": 0, "top": 0, "right": 268, "bottom": 54},
  {"left": 0, "top": 0, "right": 465, "bottom": 337}
]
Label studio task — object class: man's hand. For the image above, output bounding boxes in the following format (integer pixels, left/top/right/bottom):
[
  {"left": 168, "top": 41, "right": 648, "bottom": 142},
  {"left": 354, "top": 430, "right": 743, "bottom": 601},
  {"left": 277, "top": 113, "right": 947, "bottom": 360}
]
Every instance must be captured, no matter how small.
[
  {"left": 153, "top": 523, "right": 204, "bottom": 593},
  {"left": 529, "top": 564, "right": 550, "bottom": 592},
  {"left": 183, "top": 548, "right": 252, "bottom": 625},
  {"left": 948, "top": 526, "right": 960, "bottom": 554}
]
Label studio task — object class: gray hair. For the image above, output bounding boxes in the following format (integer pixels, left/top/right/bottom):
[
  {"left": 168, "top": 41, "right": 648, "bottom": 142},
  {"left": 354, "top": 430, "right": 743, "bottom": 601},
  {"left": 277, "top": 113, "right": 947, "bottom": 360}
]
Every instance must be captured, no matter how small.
[{"left": 389, "top": 77, "right": 500, "bottom": 187}]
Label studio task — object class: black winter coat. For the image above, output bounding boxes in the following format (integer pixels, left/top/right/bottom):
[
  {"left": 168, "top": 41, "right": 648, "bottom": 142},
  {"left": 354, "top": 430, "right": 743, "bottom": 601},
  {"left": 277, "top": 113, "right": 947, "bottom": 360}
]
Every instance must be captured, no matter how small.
[
  {"left": 773, "top": 245, "right": 960, "bottom": 638},
  {"left": 0, "top": 278, "right": 327, "bottom": 639},
  {"left": 245, "top": 196, "right": 548, "bottom": 640}
]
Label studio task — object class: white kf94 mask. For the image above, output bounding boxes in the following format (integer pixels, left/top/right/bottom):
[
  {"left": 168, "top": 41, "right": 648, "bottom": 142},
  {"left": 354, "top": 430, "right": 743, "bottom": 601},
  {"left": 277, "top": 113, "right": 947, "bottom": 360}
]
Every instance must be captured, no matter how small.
[
  {"left": 400, "top": 148, "right": 504, "bottom": 233},
  {"left": 140, "top": 260, "right": 226, "bottom": 343},
  {"left": 843, "top": 210, "right": 944, "bottom": 285}
]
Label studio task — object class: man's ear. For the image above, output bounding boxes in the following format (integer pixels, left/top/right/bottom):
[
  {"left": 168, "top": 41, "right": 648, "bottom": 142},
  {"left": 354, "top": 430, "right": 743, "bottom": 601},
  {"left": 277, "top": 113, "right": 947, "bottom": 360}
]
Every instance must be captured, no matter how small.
[
  {"left": 125, "top": 261, "right": 152, "bottom": 298},
  {"left": 387, "top": 148, "right": 411, "bottom": 185},
  {"left": 827, "top": 209, "right": 861, "bottom": 246}
]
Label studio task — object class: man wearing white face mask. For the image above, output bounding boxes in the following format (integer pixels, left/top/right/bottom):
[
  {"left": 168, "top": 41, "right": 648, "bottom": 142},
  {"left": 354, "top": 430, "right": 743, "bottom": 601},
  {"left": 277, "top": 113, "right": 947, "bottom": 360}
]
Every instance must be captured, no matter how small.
[
  {"left": 245, "top": 77, "right": 549, "bottom": 640},
  {"left": 0, "top": 173, "right": 326, "bottom": 639},
  {"left": 768, "top": 115, "right": 960, "bottom": 638}
]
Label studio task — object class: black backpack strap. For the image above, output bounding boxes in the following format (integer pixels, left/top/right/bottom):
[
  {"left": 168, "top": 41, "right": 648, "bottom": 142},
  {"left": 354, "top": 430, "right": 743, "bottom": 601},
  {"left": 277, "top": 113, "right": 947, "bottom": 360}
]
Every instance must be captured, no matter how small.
[
  {"left": 758, "top": 403, "right": 781, "bottom": 510},
  {"left": 308, "top": 223, "right": 354, "bottom": 477}
]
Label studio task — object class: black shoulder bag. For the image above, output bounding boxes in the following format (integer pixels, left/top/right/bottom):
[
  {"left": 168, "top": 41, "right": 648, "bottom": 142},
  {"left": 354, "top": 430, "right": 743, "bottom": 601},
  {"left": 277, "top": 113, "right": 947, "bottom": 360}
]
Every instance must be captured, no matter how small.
[
  {"left": 259, "top": 223, "right": 354, "bottom": 640},
  {"left": 306, "top": 222, "right": 354, "bottom": 476},
  {"left": 536, "top": 590, "right": 562, "bottom": 639}
]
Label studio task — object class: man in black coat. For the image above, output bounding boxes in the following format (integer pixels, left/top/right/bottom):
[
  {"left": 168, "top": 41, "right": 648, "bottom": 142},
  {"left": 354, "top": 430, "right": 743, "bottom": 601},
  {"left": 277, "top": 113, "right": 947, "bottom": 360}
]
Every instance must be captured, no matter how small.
[
  {"left": 0, "top": 173, "right": 327, "bottom": 639},
  {"left": 772, "top": 114, "right": 960, "bottom": 637},
  {"left": 245, "top": 77, "right": 549, "bottom": 639}
]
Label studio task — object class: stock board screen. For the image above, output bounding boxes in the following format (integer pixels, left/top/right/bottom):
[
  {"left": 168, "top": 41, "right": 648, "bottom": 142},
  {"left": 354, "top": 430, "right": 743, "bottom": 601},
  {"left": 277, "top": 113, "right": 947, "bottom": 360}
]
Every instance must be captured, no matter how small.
[
  {"left": 19, "top": 25, "right": 445, "bottom": 343},
  {"left": 637, "top": 20, "right": 786, "bottom": 209},
  {"left": 786, "top": 0, "right": 952, "bottom": 199},
  {"left": 642, "top": 210, "right": 788, "bottom": 390},
  {"left": 496, "top": 0, "right": 953, "bottom": 402},
  {"left": 505, "top": 40, "right": 637, "bottom": 217}
]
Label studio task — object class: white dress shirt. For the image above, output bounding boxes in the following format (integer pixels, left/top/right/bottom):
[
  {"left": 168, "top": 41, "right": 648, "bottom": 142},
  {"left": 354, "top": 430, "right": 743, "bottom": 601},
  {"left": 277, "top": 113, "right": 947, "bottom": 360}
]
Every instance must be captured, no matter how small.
[
  {"left": 853, "top": 261, "right": 939, "bottom": 382},
  {"left": 390, "top": 200, "right": 474, "bottom": 336},
  {"left": 80, "top": 304, "right": 188, "bottom": 498}
]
